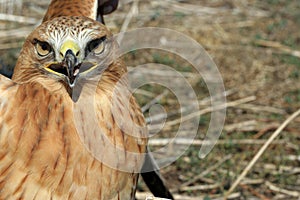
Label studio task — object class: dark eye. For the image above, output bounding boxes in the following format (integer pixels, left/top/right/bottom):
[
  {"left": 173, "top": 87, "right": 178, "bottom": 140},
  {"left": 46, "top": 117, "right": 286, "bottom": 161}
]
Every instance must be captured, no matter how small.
[
  {"left": 87, "top": 36, "right": 106, "bottom": 54},
  {"left": 34, "top": 39, "right": 52, "bottom": 57}
]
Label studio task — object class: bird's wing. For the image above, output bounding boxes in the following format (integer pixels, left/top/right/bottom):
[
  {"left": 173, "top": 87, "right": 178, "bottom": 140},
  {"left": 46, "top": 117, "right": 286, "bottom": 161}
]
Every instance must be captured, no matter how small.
[
  {"left": 0, "top": 74, "right": 18, "bottom": 141},
  {"left": 0, "top": 75, "right": 17, "bottom": 109},
  {"left": 43, "top": 0, "right": 118, "bottom": 23}
]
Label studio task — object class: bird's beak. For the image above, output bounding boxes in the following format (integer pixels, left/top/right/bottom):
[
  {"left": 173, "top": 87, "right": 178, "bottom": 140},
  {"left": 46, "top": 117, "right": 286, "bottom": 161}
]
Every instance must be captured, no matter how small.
[
  {"left": 60, "top": 40, "right": 80, "bottom": 87},
  {"left": 44, "top": 40, "right": 97, "bottom": 101}
]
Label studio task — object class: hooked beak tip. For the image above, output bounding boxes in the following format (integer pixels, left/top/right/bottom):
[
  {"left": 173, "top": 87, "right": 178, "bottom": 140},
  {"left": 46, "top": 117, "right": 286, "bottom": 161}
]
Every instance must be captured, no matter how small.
[{"left": 63, "top": 49, "right": 78, "bottom": 86}]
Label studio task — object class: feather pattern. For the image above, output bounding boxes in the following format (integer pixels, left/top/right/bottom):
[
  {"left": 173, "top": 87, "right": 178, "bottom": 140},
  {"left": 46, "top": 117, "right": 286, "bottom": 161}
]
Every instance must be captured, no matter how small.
[{"left": 43, "top": 0, "right": 99, "bottom": 22}]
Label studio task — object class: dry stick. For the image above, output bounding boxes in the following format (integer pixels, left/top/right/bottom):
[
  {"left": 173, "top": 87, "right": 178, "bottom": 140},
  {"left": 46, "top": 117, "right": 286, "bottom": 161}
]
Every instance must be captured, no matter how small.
[
  {"left": 199, "top": 88, "right": 237, "bottom": 106},
  {"left": 146, "top": 89, "right": 237, "bottom": 125},
  {"left": 0, "top": 13, "right": 38, "bottom": 24},
  {"left": 128, "top": 67, "right": 195, "bottom": 78},
  {"left": 134, "top": 89, "right": 155, "bottom": 98},
  {"left": 224, "top": 120, "right": 257, "bottom": 132},
  {"left": 136, "top": 192, "right": 201, "bottom": 200},
  {"left": 180, "top": 183, "right": 221, "bottom": 192},
  {"left": 148, "top": 138, "right": 287, "bottom": 146},
  {"left": 145, "top": 196, "right": 171, "bottom": 200},
  {"left": 241, "top": 161, "right": 300, "bottom": 174},
  {"left": 0, "top": 27, "right": 32, "bottom": 38},
  {"left": 216, "top": 192, "right": 241, "bottom": 200},
  {"left": 166, "top": 96, "right": 256, "bottom": 127},
  {"left": 240, "top": 178, "right": 264, "bottom": 185},
  {"left": 167, "top": 0, "right": 228, "bottom": 15},
  {"left": 252, "top": 123, "right": 279, "bottom": 139},
  {"left": 255, "top": 39, "right": 300, "bottom": 58},
  {"left": 225, "top": 108, "right": 300, "bottom": 198},
  {"left": 208, "top": 192, "right": 241, "bottom": 200},
  {"left": 265, "top": 181, "right": 300, "bottom": 197},
  {"left": 236, "top": 103, "right": 286, "bottom": 115},
  {"left": 137, "top": 192, "right": 241, "bottom": 200},
  {"left": 118, "top": 0, "right": 139, "bottom": 42}
]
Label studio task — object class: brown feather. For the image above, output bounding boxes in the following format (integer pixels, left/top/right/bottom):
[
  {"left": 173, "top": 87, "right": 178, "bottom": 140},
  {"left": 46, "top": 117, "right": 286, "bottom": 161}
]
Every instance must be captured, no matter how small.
[{"left": 43, "top": 0, "right": 98, "bottom": 22}]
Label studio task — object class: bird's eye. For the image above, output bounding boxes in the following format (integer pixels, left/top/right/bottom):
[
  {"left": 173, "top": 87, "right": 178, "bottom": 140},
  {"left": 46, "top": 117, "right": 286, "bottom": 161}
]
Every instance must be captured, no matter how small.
[
  {"left": 35, "top": 40, "right": 52, "bottom": 57},
  {"left": 87, "top": 37, "right": 106, "bottom": 54}
]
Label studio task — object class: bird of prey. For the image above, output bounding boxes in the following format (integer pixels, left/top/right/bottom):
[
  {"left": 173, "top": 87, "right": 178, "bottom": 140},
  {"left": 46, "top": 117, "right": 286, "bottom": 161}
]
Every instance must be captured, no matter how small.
[
  {"left": 0, "top": 0, "right": 174, "bottom": 199},
  {"left": 0, "top": 1, "right": 147, "bottom": 200}
]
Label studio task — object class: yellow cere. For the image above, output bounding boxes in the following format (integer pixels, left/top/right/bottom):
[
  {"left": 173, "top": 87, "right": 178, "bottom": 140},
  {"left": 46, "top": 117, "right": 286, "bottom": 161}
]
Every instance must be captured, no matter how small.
[{"left": 60, "top": 40, "right": 80, "bottom": 58}]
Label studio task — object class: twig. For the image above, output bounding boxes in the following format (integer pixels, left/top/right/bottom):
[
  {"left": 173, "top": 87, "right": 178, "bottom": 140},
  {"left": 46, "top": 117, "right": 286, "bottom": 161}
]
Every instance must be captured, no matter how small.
[
  {"left": 166, "top": 96, "right": 256, "bottom": 127},
  {"left": 145, "top": 89, "right": 236, "bottom": 124},
  {"left": 252, "top": 123, "right": 279, "bottom": 139},
  {"left": 180, "top": 183, "right": 221, "bottom": 192},
  {"left": 167, "top": 0, "right": 229, "bottom": 15},
  {"left": 118, "top": 0, "right": 139, "bottom": 42},
  {"left": 255, "top": 39, "right": 300, "bottom": 58},
  {"left": 169, "top": 194, "right": 200, "bottom": 200},
  {"left": 0, "top": 27, "right": 32, "bottom": 38},
  {"left": 134, "top": 89, "right": 155, "bottom": 97},
  {"left": 224, "top": 120, "right": 257, "bottom": 132},
  {"left": 265, "top": 181, "right": 300, "bottom": 197},
  {"left": 145, "top": 196, "right": 171, "bottom": 200},
  {"left": 241, "top": 178, "right": 264, "bottom": 185},
  {"left": 263, "top": 164, "right": 300, "bottom": 175},
  {"left": 275, "top": 155, "right": 300, "bottom": 162},
  {"left": 236, "top": 103, "right": 286, "bottom": 115},
  {"left": 199, "top": 88, "right": 237, "bottom": 106},
  {"left": 225, "top": 108, "right": 300, "bottom": 198},
  {"left": 127, "top": 67, "right": 195, "bottom": 78},
  {"left": 136, "top": 192, "right": 199, "bottom": 200},
  {"left": 213, "top": 192, "right": 241, "bottom": 200},
  {"left": 137, "top": 192, "right": 241, "bottom": 200},
  {"left": 0, "top": 13, "right": 38, "bottom": 24},
  {"left": 148, "top": 138, "right": 287, "bottom": 146}
]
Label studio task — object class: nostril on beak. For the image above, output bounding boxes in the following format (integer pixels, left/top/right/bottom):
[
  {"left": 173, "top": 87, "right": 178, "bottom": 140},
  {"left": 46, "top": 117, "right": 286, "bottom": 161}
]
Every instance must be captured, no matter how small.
[
  {"left": 60, "top": 50, "right": 79, "bottom": 58},
  {"left": 64, "top": 50, "right": 77, "bottom": 65}
]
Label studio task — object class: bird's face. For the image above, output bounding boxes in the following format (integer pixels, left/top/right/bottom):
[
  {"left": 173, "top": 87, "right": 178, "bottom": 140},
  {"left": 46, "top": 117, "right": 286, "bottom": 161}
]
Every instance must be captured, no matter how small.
[{"left": 16, "top": 16, "right": 115, "bottom": 97}]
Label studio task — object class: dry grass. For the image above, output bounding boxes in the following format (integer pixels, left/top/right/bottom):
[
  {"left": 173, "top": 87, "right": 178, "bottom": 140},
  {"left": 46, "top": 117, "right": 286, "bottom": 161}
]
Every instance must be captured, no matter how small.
[{"left": 0, "top": 0, "right": 300, "bottom": 199}]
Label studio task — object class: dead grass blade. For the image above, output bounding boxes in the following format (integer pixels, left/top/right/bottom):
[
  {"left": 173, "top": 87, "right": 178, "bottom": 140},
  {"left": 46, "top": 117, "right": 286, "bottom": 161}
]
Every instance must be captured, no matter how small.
[
  {"left": 166, "top": 96, "right": 256, "bottom": 127},
  {"left": 0, "top": 13, "right": 38, "bottom": 24},
  {"left": 265, "top": 181, "right": 300, "bottom": 197},
  {"left": 148, "top": 138, "right": 287, "bottom": 146},
  {"left": 255, "top": 39, "right": 300, "bottom": 58}
]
